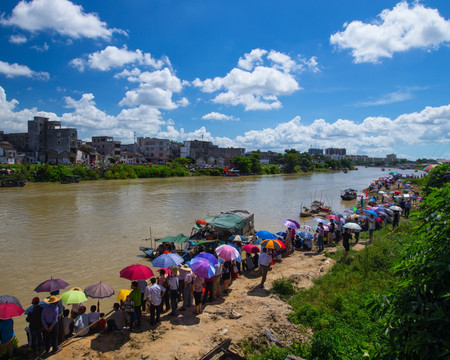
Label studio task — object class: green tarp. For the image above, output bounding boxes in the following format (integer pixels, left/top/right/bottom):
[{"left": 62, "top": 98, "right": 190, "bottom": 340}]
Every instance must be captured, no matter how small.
[
  {"left": 208, "top": 213, "right": 247, "bottom": 233},
  {"left": 156, "top": 233, "right": 189, "bottom": 243}
]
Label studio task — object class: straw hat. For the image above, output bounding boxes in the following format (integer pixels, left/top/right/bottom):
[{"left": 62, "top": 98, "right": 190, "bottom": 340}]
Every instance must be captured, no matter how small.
[
  {"left": 70, "top": 287, "right": 83, "bottom": 292},
  {"left": 44, "top": 295, "right": 61, "bottom": 304},
  {"left": 180, "top": 264, "right": 190, "bottom": 271},
  {"left": 170, "top": 267, "right": 179, "bottom": 276}
]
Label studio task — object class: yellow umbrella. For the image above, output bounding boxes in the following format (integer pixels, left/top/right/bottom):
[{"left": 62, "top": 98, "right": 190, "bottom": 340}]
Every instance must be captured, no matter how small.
[{"left": 117, "top": 289, "right": 131, "bottom": 302}]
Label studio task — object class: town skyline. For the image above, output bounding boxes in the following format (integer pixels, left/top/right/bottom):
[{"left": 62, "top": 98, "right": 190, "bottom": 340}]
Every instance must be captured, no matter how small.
[{"left": 0, "top": 0, "right": 449, "bottom": 160}]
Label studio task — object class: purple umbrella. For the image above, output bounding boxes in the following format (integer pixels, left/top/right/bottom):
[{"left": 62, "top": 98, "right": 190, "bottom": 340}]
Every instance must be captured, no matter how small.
[
  {"left": 84, "top": 282, "right": 115, "bottom": 312},
  {"left": 190, "top": 257, "right": 215, "bottom": 279},
  {"left": 282, "top": 220, "right": 299, "bottom": 229},
  {"left": 34, "top": 278, "right": 69, "bottom": 293},
  {"left": 287, "top": 219, "right": 300, "bottom": 228},
  {"left": 196, "top": 252, "right": 219, "bottom": 266},
  {"left": 312, "top": 218, "right": 330, "bottom": 225},
  {"left": 0, "top": 295, "right": 22, "bottom": 307}
]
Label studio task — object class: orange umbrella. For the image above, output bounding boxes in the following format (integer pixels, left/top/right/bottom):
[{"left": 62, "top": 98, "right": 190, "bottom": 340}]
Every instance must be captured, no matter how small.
[{"left": 260, "top": 239, "right": 286, "bottom": 250}]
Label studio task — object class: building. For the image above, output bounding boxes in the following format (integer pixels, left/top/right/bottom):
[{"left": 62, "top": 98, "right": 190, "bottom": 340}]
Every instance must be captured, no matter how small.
[
  {"left": 137, "top": 137, "right": 178, "bottom": 163},
  {"left": 91, "top": 136, "right": 121, "bottom": 159},
  {"left": 0, "top": 141, "right": 19, "bottom": 164},
  {"left": 28, "top": 116, "right": 77, "bottom": 164},
  {"left": 181, "top": 140, "right": 245, "bottom": 166},
  {"left": 3, "top": 133, "right": 28, "bottom": 152},
  {"left": 308, "top": 148, "right": 323, "bottom": 156},
  {"left": 385, "top": 154, "right": 397, "bottom": 163},
  {"left": 325, "top": 148, "right": 346, "bottom": 156}
]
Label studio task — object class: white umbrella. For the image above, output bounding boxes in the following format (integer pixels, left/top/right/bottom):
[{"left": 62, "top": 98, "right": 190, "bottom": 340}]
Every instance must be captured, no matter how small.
[
  {"left": 343, "top": 223, "right": 362, "bottom": 231},
  {"left": 390, "top": 206, "right": 402, "bottom": 211}
]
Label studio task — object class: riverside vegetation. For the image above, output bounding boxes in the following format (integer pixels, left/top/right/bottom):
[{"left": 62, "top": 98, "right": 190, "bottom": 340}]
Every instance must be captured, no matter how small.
[
  {"left": 243, "top": 164, "right": 449, "bottom": 360},
  {"left": 0, "top": 150, "right": 354, "bottom": 182}
]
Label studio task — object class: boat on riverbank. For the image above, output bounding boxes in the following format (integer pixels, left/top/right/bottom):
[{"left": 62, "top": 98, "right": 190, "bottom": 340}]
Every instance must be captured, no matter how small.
[
  {"left": 60, "top": 175, "right": 80, "bottom": 184},
  {"left": 340, "top": 188, "right": 357, "bottom": 200},
  {"left": 1, "top": 178, "right": 25, "bottom": 187},
  {"left": 300, "top": 201, "right": 332, "bottom": 217}
]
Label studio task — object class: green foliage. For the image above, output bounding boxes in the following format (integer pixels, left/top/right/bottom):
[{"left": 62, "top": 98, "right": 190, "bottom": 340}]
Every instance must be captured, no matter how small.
[
  {"left": 422, "top": 163, "right": 450, "bottom": 195},
  {"left": 232, "top": 156, "right": 252, "bottom": 174},
  {"left": 243, "top": 340, "right": 310, "bottom": 360},
  {"left": 172, "top": 157, "right": 193, "bottom": 166},
  {"left": 377, "top": 184, "right": 450, "bottom": 359},
  {"left": 270, "top": 277, "right": 296, "bottom": 300}
]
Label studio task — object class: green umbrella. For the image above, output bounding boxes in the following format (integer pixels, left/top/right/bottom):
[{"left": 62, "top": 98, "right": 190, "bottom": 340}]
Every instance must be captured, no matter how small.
[{"left": 61, "top": 290, "right": 88, "bottom": 304}]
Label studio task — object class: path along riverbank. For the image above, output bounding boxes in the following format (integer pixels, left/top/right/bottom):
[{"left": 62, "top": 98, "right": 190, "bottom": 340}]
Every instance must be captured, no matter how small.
[{"left": 42, "top": 242, "right": 367, "bottom": 360}]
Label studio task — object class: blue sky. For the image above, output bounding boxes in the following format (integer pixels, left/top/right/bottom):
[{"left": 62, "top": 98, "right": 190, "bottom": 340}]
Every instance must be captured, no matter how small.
[{"left": 0, "top": 0, "right": 449, "bottom": 160}]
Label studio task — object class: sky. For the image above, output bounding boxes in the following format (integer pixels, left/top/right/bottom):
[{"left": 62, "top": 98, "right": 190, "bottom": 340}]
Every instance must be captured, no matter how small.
[{"left": 0, "top": 0, "right": 449, "bottom": 160}]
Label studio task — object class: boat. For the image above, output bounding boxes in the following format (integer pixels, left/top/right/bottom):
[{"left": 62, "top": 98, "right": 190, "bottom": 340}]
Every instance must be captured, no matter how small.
[
  {"left": 224, "top": 169, "right": 240, "bottom": 177},
  {"left": 340, "top": 188, "right": 357, "bottom": 200},
  {"left": 1, "top": 178, "right": 25, "bottom": 187},
  {"left": 382, "top": 168, "right": 385, "bottom": 171},
  {"left": 139, "top": 246, "right": 159, "bottom": 259},
  {"left": 300, "top": 201, "right": 331, "bottom": 218},
  {"left": 342, "top": 167, "right": 348, "bottom": 173},
  {"left": 60, "top": 175, "right": 80, "bottom": 184}
]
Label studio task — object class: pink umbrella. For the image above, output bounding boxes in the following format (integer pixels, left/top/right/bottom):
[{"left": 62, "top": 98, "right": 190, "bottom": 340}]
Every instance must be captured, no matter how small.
[
  {"left": 242, "top": 244, "right": 260, "bottom": 254},
  {"left": 119, "top": 264, "right": 154, "bottom": 280},
  {"left": 0, "top": 302, "right": 25, "bottom": 320},
  {"left": 215, "top": 244, "right": 240, "bottom": 261},
  {"left": 326, "top": 214, "right": 340, "bottom": 221}
]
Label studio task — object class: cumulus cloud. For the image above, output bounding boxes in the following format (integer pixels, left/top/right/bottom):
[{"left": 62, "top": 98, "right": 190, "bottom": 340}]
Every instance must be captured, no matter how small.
[
  {"left": 70, "top": 46, "right": 168, "bottom": 72},
  {"left": 193, "top": 48, "right": 318, "bottom": 111},
  {"left": 119, "top": 86, "right": 179, "bottom": 110},
  {"left": 330, "top": 1, "right": 450, "bottom": 63},
  {"left": 202, "top": 112, "right": 239, "bottom": 122},
  {"left": 0, "top": 60, "right": 49, "bottom": 79},
  {"left": 0, "top": 0, "right": 124, "bottom": 40},
  {"left": 9, "top": 34, "right": 27, "bottom": 44}
]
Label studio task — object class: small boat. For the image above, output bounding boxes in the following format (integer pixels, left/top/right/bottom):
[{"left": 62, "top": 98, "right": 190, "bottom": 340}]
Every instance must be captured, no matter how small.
[
  {"left": 60, "top": 175, "right": 80, "bottom": 184},
  {"left": 224, "top": 169, "right": 240, "bottom": 177},
  {"left": 342, "top": 168, "right": 348, "bottom": 173},
  {"left": 139, "top": 246, "right": 159, "bottom": 259},
  {"left": 382, "top": 168, "right": 385, "bottom": 171},
  {"left": 340, "top": 188, "right": 357, "bottom": 200},
  {"left": 1, "top": 178, "right": 25, "bottom": 187}
]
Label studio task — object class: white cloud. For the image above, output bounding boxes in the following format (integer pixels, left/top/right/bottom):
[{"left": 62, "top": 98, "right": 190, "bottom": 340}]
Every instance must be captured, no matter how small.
[
  {"left": 330, "top": 1, "right": 450, "bottom": 63},
  {"left": 119, "top": 86, "right": 178, "bottom": 110},
  {"left": 71, "top": 46, "right": 168, "bottom": 72},
  {"left": 202, "top": 112, "right": 239, "bottom": 122},
  {"left": 0, "top": 60, "right": 49, "bottom": 79},
  {"left": 357, "top": 89, "right": 414, "bottom": 106},
  {"left": 127, "top": 68, "right": 183, "bottom": 92},
  {"left": 9, "top": 34, "right": 27, "bottom": 44},
  {"left": 31, "top": 42, "right": 49, "bottom": 52},
  {"left": 0, "top": 0, "right": 124, "bottom": 40},
  {"left": 194, "top": 49, "right": 318, "bottom": 111}
]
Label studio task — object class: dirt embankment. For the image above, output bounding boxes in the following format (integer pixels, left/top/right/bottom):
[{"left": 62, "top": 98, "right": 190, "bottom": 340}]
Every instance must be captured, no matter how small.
[{"left": 48, "top": 247, "right": 351, "bottom": 360}]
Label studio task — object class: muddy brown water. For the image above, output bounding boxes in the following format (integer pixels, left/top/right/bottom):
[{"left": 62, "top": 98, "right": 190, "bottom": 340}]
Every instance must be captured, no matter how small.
[{"left": 0, "top": 167, "right": 420, "bottom": 344}]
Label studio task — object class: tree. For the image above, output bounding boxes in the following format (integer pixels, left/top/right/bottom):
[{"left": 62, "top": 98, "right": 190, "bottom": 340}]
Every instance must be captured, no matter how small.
[
  {"left": 232, "top": 156, "right": 252, "bottom": 174},
  {"left": 249, "top": 153, "right": 262, "bottom": 174}
]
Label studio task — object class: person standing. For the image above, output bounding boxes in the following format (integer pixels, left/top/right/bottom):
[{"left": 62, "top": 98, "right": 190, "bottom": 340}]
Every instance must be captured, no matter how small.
[
  {"left": 212, "top": 262, "right": 222, "bottom": 299},
  {"left": 41, "top": 295, "right": 61, "bottom": 354},
  {"left": 368, "top": 215, "right": 376, "bottom": 242},
  {"left": 26, "top": 297, "right": 43, "bottom": 352},
  {"left": 392, "top": 210, "right": 400, "bottom": 229},
  {"left": 192, "top": 274, "right": 205, "bottom": 315},
  {"left": 404, "top": 199, "right": 411, "bottom": 218},
  {"left": 129, "top": 281, "right": 142, "bottom": 329},
  {"left": 168, "top": 268, "right": 180, "bottom": 316},
  {"left": 180, "top": 265, "right": 193, "bottom": 311},
  {"left": 0, "top": 319, "right": 15, "bottom": 358},
  {"left": 258, "top": 248, "right": 272, "bottom": 288},
  {"left": 145, "top": 278, "right": 165, "bottom": 326},
  {"left": 316, "top": 223, "right": 325, "bottom": 252},
  {"left": 158, "top": 270, "right": 170, "bottom": 313},
  {"left": 342, "top": 228, "right": 352, "bottom": 259}
]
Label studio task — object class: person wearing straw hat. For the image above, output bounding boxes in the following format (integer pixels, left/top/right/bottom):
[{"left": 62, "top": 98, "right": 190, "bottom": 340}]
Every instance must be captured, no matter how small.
[
  {"left": 41, "top": 295, "right": 62, "bottom": 354},
  {"left": 179, "top": 264, "right": 193, "bottom": 311}
]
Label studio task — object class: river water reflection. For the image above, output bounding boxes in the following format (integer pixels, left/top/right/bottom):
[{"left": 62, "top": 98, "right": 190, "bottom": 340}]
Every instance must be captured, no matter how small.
[{"left": 0, "top": 167, "right": 419, "bottom": 343}]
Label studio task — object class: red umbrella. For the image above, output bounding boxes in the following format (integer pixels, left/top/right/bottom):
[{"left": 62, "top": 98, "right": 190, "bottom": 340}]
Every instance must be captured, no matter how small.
[
  {"left": 242, "top": 244, "right": 260, "bottom": 254},
  {"left": 119, "top": 264, "right": 154, "bottom": 280},
  {"left": 394, "top": 191, "right": 401, "bottom": 195},
  {"left": 326, "top": 214, "right": 340, "bottom": 221},
  {"left": 0, "top": 302, "right": 25, "bottom": 320}
]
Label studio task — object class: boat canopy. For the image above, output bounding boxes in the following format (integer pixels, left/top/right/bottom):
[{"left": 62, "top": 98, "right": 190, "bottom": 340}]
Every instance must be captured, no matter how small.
[
  {"left": 193, "top": 210, "right": 254, "bottom": 236},
  {"left": 156, "top": 233, "right": 189, "bottom": 243}
]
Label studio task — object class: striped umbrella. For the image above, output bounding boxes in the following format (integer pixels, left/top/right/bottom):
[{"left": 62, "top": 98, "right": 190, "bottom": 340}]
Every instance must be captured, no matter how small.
[{"left": 260, "top": 239, "right": 286, "bottom": 250}]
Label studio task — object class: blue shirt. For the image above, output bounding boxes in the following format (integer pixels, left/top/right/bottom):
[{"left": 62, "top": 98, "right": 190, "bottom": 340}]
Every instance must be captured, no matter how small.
[
  {"left": 41, "top": 304, "right": 59, "bottom": 329},
  {"left": 0, "top": 319, "right": 14, "bottom": 344}
]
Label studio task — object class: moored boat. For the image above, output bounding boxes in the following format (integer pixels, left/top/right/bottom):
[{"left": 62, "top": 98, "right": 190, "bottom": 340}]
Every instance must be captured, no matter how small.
[
  {"left": 1, "top": 178, "right": 25, "bottom": 187},
  {"left": 340, "top": 188, "right": 357, "bottom": 200},
  {"left": 60, "top": 175, "right": 80, "bottom": 184}
]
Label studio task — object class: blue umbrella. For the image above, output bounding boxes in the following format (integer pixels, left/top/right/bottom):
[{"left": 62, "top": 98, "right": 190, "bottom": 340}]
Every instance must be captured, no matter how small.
[
  {"left": 195, "top": 252, "right": 219, "bottom": 266},
  {"left": 363, "top": 209, "right": 379, "bottom": 218},
  {"left": 297, "top": 231, "right": 314, "bottom": 240},
  {"left": 276, "top": 231, "right": 286, "bottom": 238},
  {"left": 152, "top": 253, "right": 184, "bottom": 268},
  {"left": 229, "top": 235, "right": 247, "bottom": 242},
  {"left": 312, "top": 218, "right": 330, "bottom": 225},
  {"left": 252, "top": 238, "right": 262, "bottom": 245},
  {"left": 190, "top": 257, "right": 215, "bottom": 279},
  {"left": 256, "top": 230, "right": 277, "bottom": 239}
]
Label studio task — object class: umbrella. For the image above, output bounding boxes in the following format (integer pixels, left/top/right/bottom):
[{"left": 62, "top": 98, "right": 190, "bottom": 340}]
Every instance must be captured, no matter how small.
[
  {"left": 282, "top": 220, "right": 299, "bottom": 229},
  {"left": 300, "top": 225, "right": 314, "bottom": 232},
  {"left": 117, "top": 289, "right": 131, "bottom": 302},
  {"left": 227, "top": 243, "right": 242, "bottom": 263},
  {"left": 390, "top": 206, "right": 403, "bottom": 211},
  {"left": 312, "top": 218, "right": 330, "bottom": 225},
  {"left": 84, "top": 282, "right": 115, "bottom": 312},
  {"left": 0, "top": 295, "right": 22, "bottom": 308},
  {"left": 260, "top": 239, "right": 286, "bottom": 250},
  {"left": 297, "top": 231, "right": 314, "bottom": 240},
  {"left": 61, "top": 290, "right": 88, "bottom": 305},
  {"left": 256, "top": 230, "right": 278, "bottom": 239},
  {"left": 331, "top": 212, "right": 344, "bottom": 219},
  {"left": 152, "top": 253, "right": 184, "bottom": 268},
  {"left": 326, "top": 214, "right": 340, "bottom": 221},
  {"left": 0, "top": 303, "right": 25, "bottom": 320},
  {"left": 343, "top": 223, "right": 362, "bottom": 231},
  {"left": 190, "top": 257, "right": 215, "bottom": 279},
  {"left": 34, "top": 278, "right": 69, "bottom": 293},
  {"left": 229, "top": 235, "right": 247, "bottom": 242},
  {"left": 287, "top": 219, "right": 300, "bottom": 228},
  {"left": 364, "top": 209, "right": 379, "bottom": 218},
  {"left": 120, "top": 264, "right": 154, "bottom": 280},
  {"left": 378, "top": 191, "right": 386, "bottom": 195},
  {"left": 215, "top": 244, "right": 240, "bottom": 261},
  {"left": 195, "top": 252, "right": 219, "bottom": 266},
  {"left": 242, "top": 244, "right": 260, "bottom": 254},
  {"left": 276, "top": 231, "right": 287, "bottom": 238},
  {"left": 394, "top": 191, "right": 402, "bottom": 195}
]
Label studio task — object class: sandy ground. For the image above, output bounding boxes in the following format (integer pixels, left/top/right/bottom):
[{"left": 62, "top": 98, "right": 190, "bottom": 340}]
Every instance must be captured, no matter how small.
[{"left": 31, "top": 242, "right": 369, "bottom": 360}]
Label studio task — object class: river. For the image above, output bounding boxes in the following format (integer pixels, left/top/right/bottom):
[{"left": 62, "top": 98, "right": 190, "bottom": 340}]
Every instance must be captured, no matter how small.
[{"left": 0, "top": 167, "right": 421, "bottom": 344}]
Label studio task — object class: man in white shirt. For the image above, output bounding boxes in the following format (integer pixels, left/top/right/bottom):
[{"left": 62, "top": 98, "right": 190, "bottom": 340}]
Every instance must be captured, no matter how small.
[
  {"left": 258, "top": 248, "right": 272, "bottom": 288},
  {"left": 168, "top": 269, "right": 180, "bottom": 316},
  {"left": 74, "top": 306, "right": 90, "bottom": 336},
  {"left": 145, "top": 278, "right": 165, "bottom": 326},
  {"left": 107, "top": 303, "right": 127, "bottom": 332}
]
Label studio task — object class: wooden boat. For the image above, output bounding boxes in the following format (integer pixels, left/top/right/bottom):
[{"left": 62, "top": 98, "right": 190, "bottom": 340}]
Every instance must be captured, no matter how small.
[
  {"left": 342, "top": 167, "right": 348, "bottom": 173},
  {"left": 1, "top": 178, "right": 25, "bottom": 187},
  {"left": 224, "top": 169, "right": 240, "bottom": 177},
  {"left": 139, "top": 246, "right": 159, "bottom": 259},
  {"left": 60, "top": 175, "right": 80, "bottom": 184},
  {"left": 340, "top": 188, "right": 357, "bottom": 200},
  {"left": 300, "top": 201, "right": 331, "bottom": 217}
]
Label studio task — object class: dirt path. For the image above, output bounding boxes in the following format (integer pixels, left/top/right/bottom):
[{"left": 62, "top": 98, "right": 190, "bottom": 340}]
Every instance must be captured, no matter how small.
[{"left": 48, "top": 245, "right": 361, "bottom": 360}]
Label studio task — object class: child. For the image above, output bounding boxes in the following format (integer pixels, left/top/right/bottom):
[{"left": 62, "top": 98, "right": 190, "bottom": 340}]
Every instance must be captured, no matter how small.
[{"left": 98, "top": 313, "right": 106, "bottom": 331}]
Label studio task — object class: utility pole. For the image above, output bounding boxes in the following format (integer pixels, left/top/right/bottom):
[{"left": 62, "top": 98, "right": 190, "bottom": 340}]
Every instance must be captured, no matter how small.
[{"left": 134, "top": 131, "right": 136, "bottom": 144}]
